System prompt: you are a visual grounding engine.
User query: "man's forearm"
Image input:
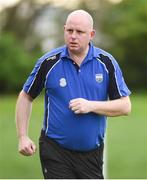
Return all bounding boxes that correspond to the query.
[90,96,131,117]
[15,91,33,138]
[69,96,131,116]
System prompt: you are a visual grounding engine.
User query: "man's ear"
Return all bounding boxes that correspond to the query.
[90,29,96,40]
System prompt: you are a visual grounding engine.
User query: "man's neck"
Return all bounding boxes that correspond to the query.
[69,46,89,66]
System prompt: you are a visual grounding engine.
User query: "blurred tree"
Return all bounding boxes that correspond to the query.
[100,0,147,90]
[0,33,35,93]
[0,0,44,93]
[0,0,44,53]
[0,0,146,92]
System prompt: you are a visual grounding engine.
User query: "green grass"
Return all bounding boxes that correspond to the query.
[0,95,43,179]
[107,94,147,179]
[0,94,146,179]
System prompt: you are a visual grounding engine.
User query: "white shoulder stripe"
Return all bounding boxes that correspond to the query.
[113,63,122,97]
[97,57,122,97]
[45,59,61,86]
[27,60,45,93]
[106,57,122,97]
[96,58,109,74]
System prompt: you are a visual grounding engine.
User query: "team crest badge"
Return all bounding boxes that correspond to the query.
[59,78,67,87]
[95,73,103,83]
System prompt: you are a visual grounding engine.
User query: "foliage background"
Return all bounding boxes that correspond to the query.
[0,0,146,179]
[0,0,147,93]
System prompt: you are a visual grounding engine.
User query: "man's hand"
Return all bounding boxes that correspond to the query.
[69,98,92,114]
[18,136,36,156]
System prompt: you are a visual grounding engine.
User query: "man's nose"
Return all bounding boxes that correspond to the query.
[71,31,77,39]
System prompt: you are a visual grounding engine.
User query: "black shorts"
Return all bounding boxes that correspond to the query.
[39,130,104,179]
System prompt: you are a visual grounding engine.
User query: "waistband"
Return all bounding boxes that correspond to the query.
[40,130,104,154]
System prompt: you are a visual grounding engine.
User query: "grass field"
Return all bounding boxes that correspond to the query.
[107,94,147,179]
[0,94,147,179]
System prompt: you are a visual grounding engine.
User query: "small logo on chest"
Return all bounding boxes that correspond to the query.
[95,73,103,83]
[59,78,67,87]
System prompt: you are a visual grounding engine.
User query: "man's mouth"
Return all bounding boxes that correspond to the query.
[69,42,78,47]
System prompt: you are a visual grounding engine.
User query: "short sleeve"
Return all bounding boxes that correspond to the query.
[23,57,46,99]
[98,53,131,100]
[108,57,131,100]
[23,52,61,99]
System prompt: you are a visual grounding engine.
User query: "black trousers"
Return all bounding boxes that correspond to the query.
[39,130,104,179]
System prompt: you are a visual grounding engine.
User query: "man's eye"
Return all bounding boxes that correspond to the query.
[77,30,84,34]
[67,29,73,33]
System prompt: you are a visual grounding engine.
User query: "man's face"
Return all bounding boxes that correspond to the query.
[64,17,95,55]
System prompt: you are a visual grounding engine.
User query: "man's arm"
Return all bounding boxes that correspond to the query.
[15,90,36,156]
[69,96,131,117]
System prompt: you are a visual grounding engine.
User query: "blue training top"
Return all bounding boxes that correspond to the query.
[23,42,131,151]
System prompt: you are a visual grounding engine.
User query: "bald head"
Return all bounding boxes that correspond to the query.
[65,10,94,30]
[64,10,95,56]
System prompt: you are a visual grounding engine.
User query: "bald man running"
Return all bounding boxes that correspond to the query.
[16,10,131,179]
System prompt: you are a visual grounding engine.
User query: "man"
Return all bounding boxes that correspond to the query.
[16,10,131,179]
